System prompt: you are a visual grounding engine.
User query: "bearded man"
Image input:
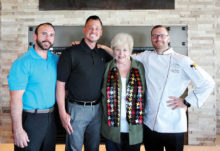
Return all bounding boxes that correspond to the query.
[8,23,59,151]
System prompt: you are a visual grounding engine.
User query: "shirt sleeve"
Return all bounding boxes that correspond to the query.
[7,59,29,91]
[182,58,215,108]
[132,51,147,62]
[57,49,72,82]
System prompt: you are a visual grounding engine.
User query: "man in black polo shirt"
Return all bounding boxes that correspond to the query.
[56,15,112,151]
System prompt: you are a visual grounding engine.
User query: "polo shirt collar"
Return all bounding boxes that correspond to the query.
[80,39,99,53]
[29,45,51,60]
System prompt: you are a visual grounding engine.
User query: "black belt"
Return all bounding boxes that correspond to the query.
[23,107,54,113]
[69,99,100,106]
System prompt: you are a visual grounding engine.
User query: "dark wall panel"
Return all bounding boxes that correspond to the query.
[39,0,174,10]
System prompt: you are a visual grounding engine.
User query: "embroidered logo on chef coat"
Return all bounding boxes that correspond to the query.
[170,64,180,73]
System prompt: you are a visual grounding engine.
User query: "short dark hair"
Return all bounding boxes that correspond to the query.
[34,23,55,35]
[85,15,103,27]
[151,25,169,35]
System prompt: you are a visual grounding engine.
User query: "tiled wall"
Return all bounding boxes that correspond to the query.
[0,0,218,145]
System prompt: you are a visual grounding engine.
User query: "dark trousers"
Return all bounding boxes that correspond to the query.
[105,133,141,151]
[14,112,56,151]
[143,125,184,151]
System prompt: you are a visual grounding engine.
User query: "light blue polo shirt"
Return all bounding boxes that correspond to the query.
[7,45,59,110]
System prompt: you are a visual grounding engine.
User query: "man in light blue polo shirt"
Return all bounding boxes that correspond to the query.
[7,23,59,151]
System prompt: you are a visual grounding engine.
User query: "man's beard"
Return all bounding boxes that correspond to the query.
[36,40,53,51]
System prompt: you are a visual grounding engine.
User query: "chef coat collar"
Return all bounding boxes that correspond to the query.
[154,47,174,55]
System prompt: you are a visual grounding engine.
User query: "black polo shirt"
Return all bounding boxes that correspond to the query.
[57,39,112,102]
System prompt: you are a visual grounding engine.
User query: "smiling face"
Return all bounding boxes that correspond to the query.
[111,33,133,64]
[83,19,103,44]
[151,27,170,53]
[113,45,131,64]
[34,24,55,51]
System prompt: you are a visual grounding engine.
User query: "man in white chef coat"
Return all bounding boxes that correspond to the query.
[133,25,215,151]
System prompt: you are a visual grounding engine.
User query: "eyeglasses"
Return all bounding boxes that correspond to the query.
[151,34,168,39]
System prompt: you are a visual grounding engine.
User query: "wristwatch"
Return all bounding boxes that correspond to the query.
[184,99,191,107]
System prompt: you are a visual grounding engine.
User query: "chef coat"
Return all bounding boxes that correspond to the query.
[133,48,215,133]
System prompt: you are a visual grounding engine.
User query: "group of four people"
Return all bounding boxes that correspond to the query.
[7,15,214,151]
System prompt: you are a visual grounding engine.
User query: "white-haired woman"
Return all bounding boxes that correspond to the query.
[101,33,146,151]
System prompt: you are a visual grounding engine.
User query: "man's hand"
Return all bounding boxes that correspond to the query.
[167,96,187,111]
[71,41,80,46]
[10,90,29,148]
[56,80,73,135]
[97,44,102,48]
[13,128,29,148]
[60,112,74,135]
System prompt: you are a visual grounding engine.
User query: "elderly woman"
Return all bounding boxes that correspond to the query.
[101,33,146,151]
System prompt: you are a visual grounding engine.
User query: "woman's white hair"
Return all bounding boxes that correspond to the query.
[110,33,134,54]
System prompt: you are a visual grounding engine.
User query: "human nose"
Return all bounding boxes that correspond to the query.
[152,34,167,39]
[45,34,50,39]
[47,35,55,41]
[89,27,96,32]
[154,35,162,39]
[157,35,163,40]
[46,35,53,42]
[118,50,123,55]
